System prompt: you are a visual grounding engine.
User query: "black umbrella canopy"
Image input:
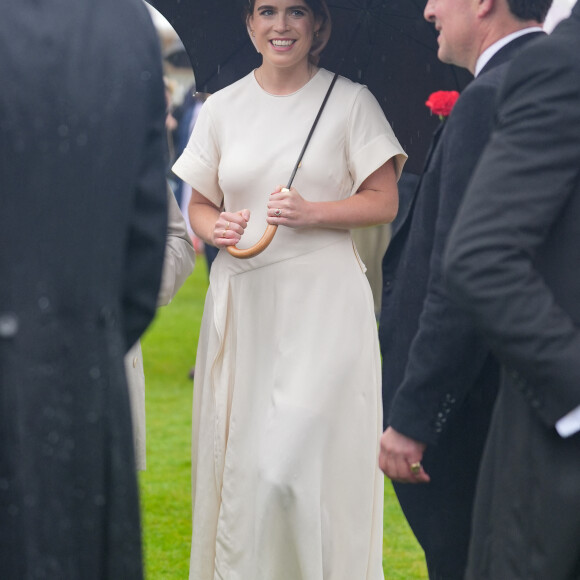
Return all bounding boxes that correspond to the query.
[147,0,472,173]
[147,0,260,90]
[322,0,473,172]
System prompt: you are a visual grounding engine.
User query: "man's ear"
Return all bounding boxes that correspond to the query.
[477,0,495,19]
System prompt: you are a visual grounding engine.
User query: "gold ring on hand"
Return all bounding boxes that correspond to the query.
[409,462,422,475]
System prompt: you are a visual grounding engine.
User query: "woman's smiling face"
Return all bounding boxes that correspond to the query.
[249,1,321,70]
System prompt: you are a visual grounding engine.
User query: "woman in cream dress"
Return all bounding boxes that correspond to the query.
[172,1,406,578]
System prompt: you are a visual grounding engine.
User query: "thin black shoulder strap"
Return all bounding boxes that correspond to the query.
[285,72,339,189]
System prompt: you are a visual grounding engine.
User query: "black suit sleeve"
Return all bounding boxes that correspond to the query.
[122,48,168,350]
[445,38,580,427]
[388,81,499,445]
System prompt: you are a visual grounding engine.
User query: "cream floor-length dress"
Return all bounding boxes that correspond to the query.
[173,69,406,580]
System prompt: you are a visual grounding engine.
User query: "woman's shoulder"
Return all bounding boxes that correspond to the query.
[317,68,375,110]
[316,69,379,117]
[318,68,365,93]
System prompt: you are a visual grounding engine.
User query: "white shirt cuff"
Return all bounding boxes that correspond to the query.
[555,404,580,438]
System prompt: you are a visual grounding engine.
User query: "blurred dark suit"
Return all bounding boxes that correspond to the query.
[445,6,580,579]
[0,0,168,577]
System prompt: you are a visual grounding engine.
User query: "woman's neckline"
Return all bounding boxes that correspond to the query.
[252,68,324,97]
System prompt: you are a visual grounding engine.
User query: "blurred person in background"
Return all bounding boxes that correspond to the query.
[0,0,168,577]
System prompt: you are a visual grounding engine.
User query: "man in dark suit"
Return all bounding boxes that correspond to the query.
[377,0,552,577]
[445,5,580,578]
[0,0,168,577]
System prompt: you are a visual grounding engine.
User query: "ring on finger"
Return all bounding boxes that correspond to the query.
[274,209,282,217]
[409,461,422,475]
[225,221,230,230]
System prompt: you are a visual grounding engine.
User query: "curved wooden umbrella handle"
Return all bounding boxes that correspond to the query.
[226,224,278,259]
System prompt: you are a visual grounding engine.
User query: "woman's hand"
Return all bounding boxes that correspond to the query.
[267,186,313,229]
[264,159,398,231]
[212,209,250,248]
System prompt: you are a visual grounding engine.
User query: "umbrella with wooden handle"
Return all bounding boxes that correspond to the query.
[226,196,284,259]
[226,73,339,260]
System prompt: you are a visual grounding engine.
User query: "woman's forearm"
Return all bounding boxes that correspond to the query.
[307,186,398,229]
[316,158,399,228]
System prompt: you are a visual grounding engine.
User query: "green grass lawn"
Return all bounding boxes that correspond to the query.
[140,256,427,579]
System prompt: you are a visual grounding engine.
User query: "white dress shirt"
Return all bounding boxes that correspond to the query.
[474,27,543,77]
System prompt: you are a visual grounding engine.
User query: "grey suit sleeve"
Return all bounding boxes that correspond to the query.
[388,83,498,444]
[157,185,196,307]
[445,38,580,427]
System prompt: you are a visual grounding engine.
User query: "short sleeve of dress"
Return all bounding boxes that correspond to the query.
[172,99,223,207]
[346,87,407,194]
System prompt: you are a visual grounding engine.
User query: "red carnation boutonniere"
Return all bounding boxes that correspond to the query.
[425,90,460,121]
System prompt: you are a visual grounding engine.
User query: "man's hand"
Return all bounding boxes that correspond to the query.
[379,427,430,483]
